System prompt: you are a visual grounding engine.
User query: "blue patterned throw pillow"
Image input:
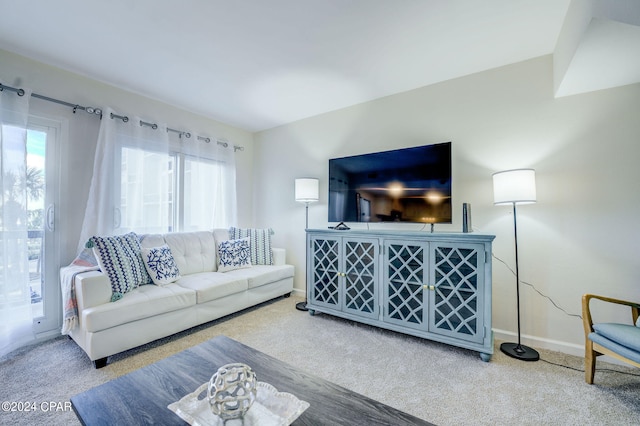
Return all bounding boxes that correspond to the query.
[88,232,151,301]
[228,227,274,265]
[141,245,181,286]
[218,237,252,272]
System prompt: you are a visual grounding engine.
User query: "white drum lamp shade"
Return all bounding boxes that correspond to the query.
[295,178,319,203]
[493,169,536,205]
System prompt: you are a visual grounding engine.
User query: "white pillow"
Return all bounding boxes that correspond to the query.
[141,244,181,286]
[218,237,252,273]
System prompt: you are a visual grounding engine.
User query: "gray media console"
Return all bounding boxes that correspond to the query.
[306,229,495,361]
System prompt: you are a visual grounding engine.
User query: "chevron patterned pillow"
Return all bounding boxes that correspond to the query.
[89,232,151,301]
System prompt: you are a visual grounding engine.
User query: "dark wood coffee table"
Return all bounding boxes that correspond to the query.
[71,335,433,425]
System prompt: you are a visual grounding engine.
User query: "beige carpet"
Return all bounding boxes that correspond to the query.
[1,295,639,425]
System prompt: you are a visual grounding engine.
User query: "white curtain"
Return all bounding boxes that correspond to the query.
[180,136,237,231]
[78,106,237,252]
[0,86,35,357]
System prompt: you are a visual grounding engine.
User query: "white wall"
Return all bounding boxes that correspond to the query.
[253,55,640,356]
[4,47,638,356]
[0,49,255,266]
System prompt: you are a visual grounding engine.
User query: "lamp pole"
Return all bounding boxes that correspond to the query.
[513,202,523,350]
[295,178,319,312]
[493,168,539,361]
[304,202,310,230]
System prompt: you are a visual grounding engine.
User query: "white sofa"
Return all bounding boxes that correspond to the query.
[69,229,294,368]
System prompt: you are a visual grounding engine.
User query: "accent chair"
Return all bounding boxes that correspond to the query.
[582,293,640,384]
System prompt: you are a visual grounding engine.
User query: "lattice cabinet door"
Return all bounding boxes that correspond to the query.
[428,242,486,344]
[342,238,379,320]
[382,240,428,331]
[308,235,341,310]
[307,230,495,360]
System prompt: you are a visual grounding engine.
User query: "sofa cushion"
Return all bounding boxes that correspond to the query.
[141,245,181,286]
[229,227,274,265]
[176,272,248,304]
[89,232,151,301]
[164,231,217,275]
[223,264,295,290]
[218,237,252,272]
[212,228,230,244]
[82,283,196,333]
[593,323,640,352]
[140,233,166,249]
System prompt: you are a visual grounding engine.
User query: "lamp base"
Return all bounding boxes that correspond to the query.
[500,342,539,361]
[295,301,308,312]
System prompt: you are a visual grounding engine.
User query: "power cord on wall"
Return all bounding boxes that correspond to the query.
[491,253,582,321]
[492,251,640,378]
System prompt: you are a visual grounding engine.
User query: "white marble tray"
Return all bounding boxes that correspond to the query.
[168,381,310,426]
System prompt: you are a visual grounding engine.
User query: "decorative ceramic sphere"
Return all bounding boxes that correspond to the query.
[208,363,257,420]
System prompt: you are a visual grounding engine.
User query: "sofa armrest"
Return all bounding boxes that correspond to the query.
[75,271,112,313]
[272,247,286,266]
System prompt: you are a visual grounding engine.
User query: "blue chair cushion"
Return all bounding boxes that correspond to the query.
[589,323,640,363]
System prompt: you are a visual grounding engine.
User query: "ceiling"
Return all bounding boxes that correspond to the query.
[0,0,638,132]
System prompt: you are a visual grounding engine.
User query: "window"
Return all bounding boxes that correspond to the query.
[119,147,175,234]
[183,155,220,232]
[118,147,230,234]
[78,109,236,249]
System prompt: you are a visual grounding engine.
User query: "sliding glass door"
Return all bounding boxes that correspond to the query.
[26,117,60,335]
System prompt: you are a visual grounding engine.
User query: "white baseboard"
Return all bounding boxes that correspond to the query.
[291,288,305,297]
[493,328,632,367]
[493,328,584,357]
[34,329,63,343]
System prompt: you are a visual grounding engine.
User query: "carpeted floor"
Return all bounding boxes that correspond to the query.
[1,295,639,425]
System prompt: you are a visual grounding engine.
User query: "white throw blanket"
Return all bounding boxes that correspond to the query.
[60,248,99,335]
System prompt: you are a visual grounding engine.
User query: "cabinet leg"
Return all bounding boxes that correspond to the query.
[479,353,492,362]
[308,309,316,316]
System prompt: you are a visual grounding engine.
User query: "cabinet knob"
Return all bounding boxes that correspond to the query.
[423,285,435,291]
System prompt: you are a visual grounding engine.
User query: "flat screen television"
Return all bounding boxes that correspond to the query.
[328,142,452,224]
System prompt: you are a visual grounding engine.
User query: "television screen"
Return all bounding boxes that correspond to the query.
[328,142,452,224]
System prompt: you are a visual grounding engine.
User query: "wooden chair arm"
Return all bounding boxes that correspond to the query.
[582,294,640,336]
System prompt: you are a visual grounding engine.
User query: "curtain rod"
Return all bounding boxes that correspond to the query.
[0,82,244,152]
[0,82,103,116]
[108,112,239,150]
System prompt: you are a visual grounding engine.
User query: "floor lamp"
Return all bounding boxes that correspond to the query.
[492,168,539,361]
[295,178,319,312]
